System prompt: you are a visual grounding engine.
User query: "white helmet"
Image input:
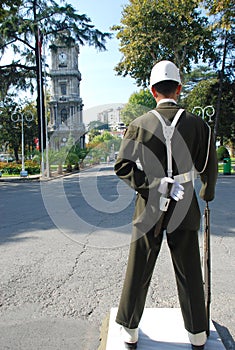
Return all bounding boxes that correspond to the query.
[149,60,181,87]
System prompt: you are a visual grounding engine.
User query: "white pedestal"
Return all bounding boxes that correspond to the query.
[106,308,225,350]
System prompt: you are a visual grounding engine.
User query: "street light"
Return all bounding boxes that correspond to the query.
[11,111,34,177]
[192,105,215,123]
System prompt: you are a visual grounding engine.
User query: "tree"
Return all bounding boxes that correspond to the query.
[182,78,235,147]
[88,128,102,142]
[0,96,38,161]
[201,0,235,139]
[182,65,217,97]
[202,0,235,30]
[0,0,21,19]
[120,89,156,125]
[87,131,121,163]
[0,0,25,99]
[112,0,216,87]
[183,78,218,116]
[0,0,111,149]
[62,134,83,172]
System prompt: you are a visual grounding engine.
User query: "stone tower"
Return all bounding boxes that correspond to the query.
[48,36,85,150]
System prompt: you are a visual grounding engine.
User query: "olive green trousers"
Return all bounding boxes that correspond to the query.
[116,228,207,334]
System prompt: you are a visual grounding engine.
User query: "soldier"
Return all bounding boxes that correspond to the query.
[114,60,217,349]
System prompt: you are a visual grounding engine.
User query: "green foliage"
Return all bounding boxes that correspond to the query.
[112,0,216,86]
[25,160,40,174]
[182,78,235,145]
[0,160,40,175]
[65,143,89,171]
[0,1,22,97]
[217,146,230,160]
[88,129,101,142]
[182,78,218,114]
[87,121,111,142]
[46,142,89,172]
[182,65,217,95]
[202,0,234,29]
[0,96,38,161]
[129,89,156,110]
[87,132,121,164]
[90,131,121,151]
[0,0,22,20]
[120,89,156,125]
[92,131,114,143]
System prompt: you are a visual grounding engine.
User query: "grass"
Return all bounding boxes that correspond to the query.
[0,173,20,177]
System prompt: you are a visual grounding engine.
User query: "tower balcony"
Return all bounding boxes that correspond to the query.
[49,70,81,80]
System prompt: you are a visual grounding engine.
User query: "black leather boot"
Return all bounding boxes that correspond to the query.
[124,341,138,349]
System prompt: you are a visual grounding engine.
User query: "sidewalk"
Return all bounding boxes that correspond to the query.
[0,170,82,182]
[0,174,41,182]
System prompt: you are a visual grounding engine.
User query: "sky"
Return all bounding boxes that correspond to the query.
[68,0,138,113]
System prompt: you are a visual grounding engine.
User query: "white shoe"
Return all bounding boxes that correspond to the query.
[120,325,138,348]
[188,331,207,346]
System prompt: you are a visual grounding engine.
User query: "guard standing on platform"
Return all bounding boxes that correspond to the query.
[114,60,218,350]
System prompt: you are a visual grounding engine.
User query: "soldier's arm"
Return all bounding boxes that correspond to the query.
[114,124,160,199]
[199,126,218,202]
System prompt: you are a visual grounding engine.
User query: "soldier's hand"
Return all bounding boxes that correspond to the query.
[158,177,184,201]
[170,181,184,201]
[158,177,175,195]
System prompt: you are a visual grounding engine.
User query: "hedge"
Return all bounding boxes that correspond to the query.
[0,160,40,175]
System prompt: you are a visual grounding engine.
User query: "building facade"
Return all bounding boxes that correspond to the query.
[48,37,85,150]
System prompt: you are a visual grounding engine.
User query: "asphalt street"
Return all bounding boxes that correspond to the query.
[0,164,234,350]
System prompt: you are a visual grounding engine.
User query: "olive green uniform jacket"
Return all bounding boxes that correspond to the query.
[114,102,218,236]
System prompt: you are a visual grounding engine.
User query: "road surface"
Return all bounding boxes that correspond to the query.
[0,165,234,349]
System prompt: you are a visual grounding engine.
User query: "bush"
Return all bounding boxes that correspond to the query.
[0,162,21,174]
[0,160,40,175]
[217,146,230,161]
[25,160,40,174]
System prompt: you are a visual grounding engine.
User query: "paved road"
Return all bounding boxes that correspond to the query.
[0,165,234,350]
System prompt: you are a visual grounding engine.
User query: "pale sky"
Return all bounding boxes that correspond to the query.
[69,0,138,111]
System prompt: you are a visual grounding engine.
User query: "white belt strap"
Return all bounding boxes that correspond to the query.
[174,169,197,184]
[151,109,185,178]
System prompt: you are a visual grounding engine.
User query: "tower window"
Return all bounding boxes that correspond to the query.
[60,83,67,95]
[61,109,68,125]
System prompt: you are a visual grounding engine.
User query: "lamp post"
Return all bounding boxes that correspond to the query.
[192,105,215,123]
[11,111,34,177]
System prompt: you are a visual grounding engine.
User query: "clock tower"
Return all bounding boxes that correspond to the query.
[48,36,85,150]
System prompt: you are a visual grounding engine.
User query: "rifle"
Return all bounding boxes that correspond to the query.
[204,201,211,336]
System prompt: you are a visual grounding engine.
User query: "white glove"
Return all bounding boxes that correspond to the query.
[170,181,184,201]
[158,177,184,201]
[158,177,174,195]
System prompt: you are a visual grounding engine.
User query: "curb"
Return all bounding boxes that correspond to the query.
[0,166,94,183]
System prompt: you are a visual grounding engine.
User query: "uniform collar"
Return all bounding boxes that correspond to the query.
[157,98,177,106]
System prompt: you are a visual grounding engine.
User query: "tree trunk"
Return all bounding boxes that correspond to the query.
[214,31,228,140]
[14,146,19,162]
[57,164,63,175]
